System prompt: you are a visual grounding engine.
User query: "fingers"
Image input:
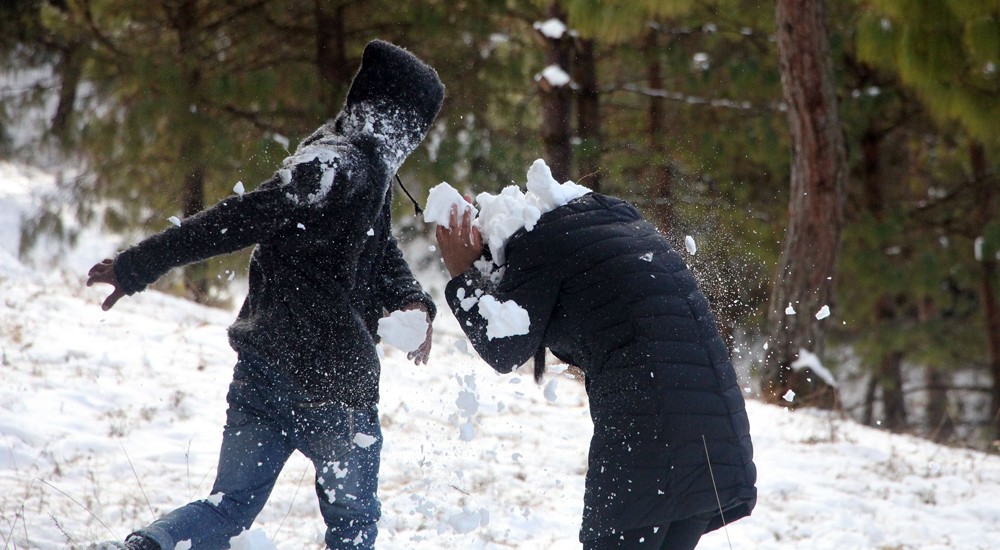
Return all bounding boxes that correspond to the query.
[101,288,125,311]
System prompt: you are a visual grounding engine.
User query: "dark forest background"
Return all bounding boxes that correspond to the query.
[1,0,998,451]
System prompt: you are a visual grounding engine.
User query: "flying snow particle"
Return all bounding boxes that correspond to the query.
[783,389,796,402]
[367,227,375,236]
[168,216,181,227]
[640,252,654,262]
[296,222,305,230]
[685,235,697,255]
[353,433,377,448]
[175,542,192,550]
[448,508,482,534]
[459,420,475,442]
[543,378,559,403]
[785,303,796,315]
[815,305,831,320]
[206,492,224,506]
[233,181,245,196]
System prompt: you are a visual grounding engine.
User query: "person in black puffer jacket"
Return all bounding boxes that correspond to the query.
[86,40,444,550]
[436,181,756,550]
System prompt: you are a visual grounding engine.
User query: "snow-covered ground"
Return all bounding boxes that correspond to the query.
[2,160,1000,549]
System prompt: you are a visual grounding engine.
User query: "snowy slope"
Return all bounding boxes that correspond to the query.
[2,161,1000,549]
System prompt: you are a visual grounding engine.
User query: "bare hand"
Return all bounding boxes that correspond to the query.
[435,202,483,278]
[402,302,433,365]
[86,258,126,311]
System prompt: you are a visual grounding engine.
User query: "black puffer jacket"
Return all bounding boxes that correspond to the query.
[113,41,444,407]
[445,193,756,541]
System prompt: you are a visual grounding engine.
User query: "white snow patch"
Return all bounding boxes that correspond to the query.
[233,181,245,196]
[168,216,181,227]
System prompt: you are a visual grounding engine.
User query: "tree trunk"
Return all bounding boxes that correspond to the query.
[878,350,907,431]
[175,0,210,302]
[537,2,572,183]
[970,142,1000,440]
[643,28,673,234]
[315,0,348,120]
[574,37,601,192]
[925,366,954,443]
[51,40,86,145]
[762,0,847,408]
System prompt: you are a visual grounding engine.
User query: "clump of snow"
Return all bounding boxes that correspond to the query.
[815,305,831,320]
[791,348,838,387]
[234,181,245,196]
[423,182,477,228]
[478,295,530,340]
[168,216,181,227]
[377,309,428,353]
[538,65,571,87]
[685,235,698,255]
[785,303,796,315]
[533,18,567,39]
[206,492,224,506]
[783,389,796,403]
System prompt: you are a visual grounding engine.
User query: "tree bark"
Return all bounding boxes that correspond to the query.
[762,0,847,408]
[643,28,673,234]
[925,366,954,443]
[970,142,1000,440]
[574,37,601,192]
[51,40,86,145]
[537,2,572,183]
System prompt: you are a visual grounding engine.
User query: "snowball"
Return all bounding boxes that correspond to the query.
[423,182,477,228]
[377,309,428,353]
[685,235,697,255]
[815,305,831,320]
[478,295,530,339]
[233,181,245,196]
[168,216,181,227]
[353,433,377,448]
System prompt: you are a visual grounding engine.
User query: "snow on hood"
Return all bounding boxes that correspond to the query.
[475,159,591,266]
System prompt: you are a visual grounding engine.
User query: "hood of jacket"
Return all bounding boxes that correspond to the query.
[294,40,445,175]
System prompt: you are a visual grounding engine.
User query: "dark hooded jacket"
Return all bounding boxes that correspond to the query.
[445,193,756,541]
[113,40,444,407]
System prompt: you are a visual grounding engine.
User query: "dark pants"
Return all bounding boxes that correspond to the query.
[584,512,714,550]
[133,351,382,550]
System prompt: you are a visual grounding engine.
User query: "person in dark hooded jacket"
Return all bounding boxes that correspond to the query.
[86,40,444,550]
[435,169,756,550]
